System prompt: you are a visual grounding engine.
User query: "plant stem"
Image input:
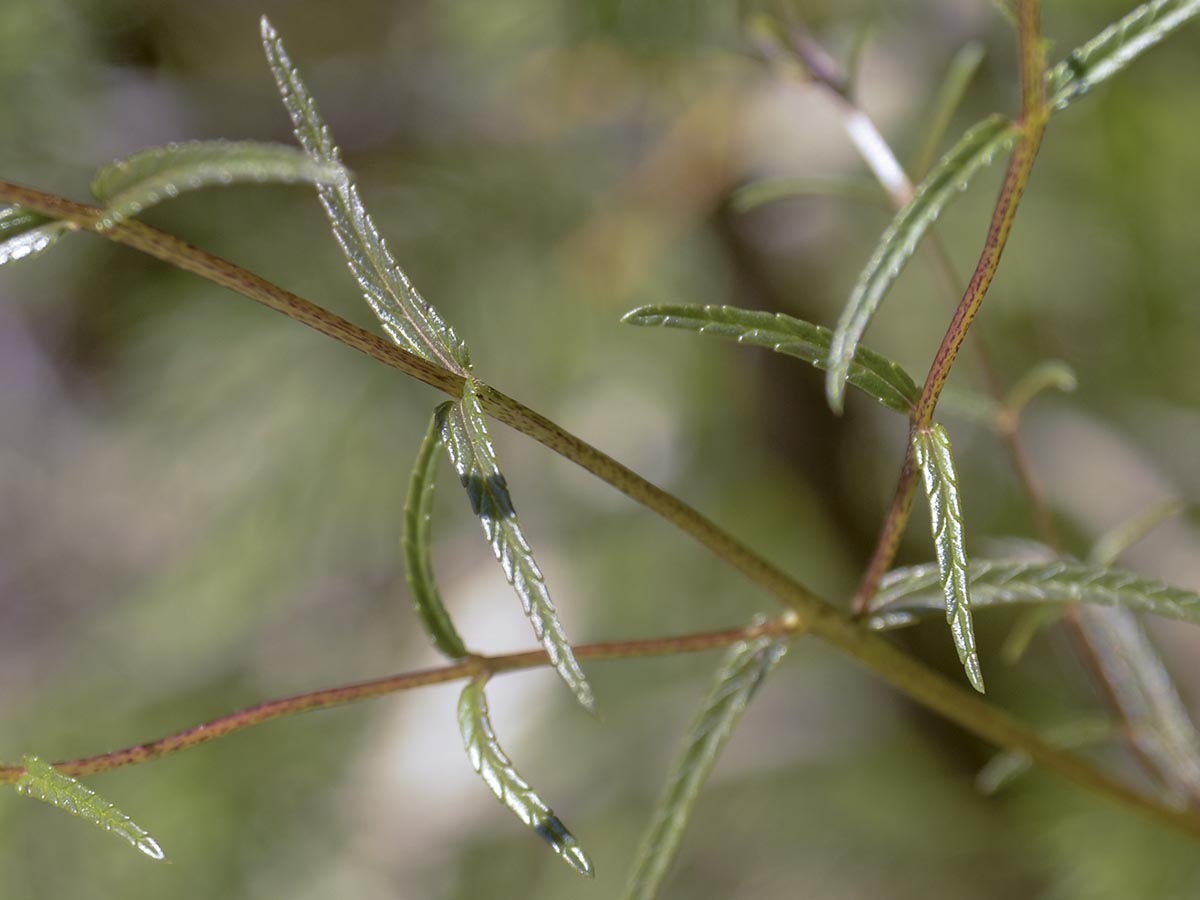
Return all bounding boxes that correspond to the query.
[787,11,1200,807]
[0,184,466,400]
[0,620,796,782]
[853,0,1049,609]
[3,173,1200,837]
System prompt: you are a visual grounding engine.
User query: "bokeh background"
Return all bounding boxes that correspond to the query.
[2,0,1200,897]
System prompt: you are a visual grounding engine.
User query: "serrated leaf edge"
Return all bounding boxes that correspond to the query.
[623,633,787,900]
[1046,0,1200,109]
[15,755,167,861]
[913,424,984,692]
[622,303,919,413]
[824,115,1018,413]
[869,558,1200,626]
[440,378,594,711]
[90,139,348,226]
[457,680,593,877]
[260,16,470,375]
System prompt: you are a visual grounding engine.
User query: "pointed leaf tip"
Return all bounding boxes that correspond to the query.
[15,756,167,861]
[624,633,787,900]
[623,304,918,414]
[90,140,347,226]
[458,681,594,877]
[261,17,470,374]
[440,379,594,712]
[870,558,1200,629]
[913,425,984,693]
[825,114,1018,414]
[0,206,70,269]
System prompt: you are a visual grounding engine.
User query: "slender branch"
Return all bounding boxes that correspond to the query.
[782,17,1059,606]
[0,183,466,400]
[782,12,1200,807]
[784,25,914,205]
[0,620,798,783]
[4,175,1200,838]
[854,0,1048,608]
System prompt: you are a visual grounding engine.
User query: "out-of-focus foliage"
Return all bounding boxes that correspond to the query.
[1,1,1199,898]
[623,633,787,900]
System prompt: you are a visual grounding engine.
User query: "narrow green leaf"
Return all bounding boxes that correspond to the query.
[730,176,887,212]
[913,424,984,693]
[823,2,1200,413]
[999,605,1061,664]
[260,17,470,374]
[402,404,469,660]
[1005,360,1077,416]
[1046,0,1200,110]
[868,558,1200,628]
[912,41,987,179]
[440,378,593,711]
[15,756,167,861]
[0,205,53,237]
[989,0,1018,28]
[1083,499,1200,804]
[0,206,69,268]
[977,718,1115,794]
[824,115,1018,413]
[842,10,878,99]
[90,140,347,226]
[1076,607,1200,803]
[936,387,1005,428]
[624,633,787,900]
[622,303,919,413]
[1089,498,1185,568]
[457,679,593,877]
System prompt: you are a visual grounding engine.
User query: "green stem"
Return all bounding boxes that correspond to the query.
[853,0,1049,610]
[3,173,1200,838]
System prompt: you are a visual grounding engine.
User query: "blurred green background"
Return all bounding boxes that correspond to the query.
[2,1,1200,897]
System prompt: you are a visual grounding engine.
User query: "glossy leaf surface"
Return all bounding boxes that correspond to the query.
[440,378,593,711]
[869,558,1200,627]
[824,115,1017,412]
[623,303,919,413]
[91,140,346,225]
[458,680,593,876]
[261,17,470,373]
[1046,0,1200,110]
[15,756,166,861]
[623,634,787,900]
[402,404,469,659]
[913,424,984,692]
[0,205,69,268]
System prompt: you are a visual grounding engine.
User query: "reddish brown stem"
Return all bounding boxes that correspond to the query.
[0,620,796,783]
[853,0,1048,611]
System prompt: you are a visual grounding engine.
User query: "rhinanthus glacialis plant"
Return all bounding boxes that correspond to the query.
[2,1,1200,896]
